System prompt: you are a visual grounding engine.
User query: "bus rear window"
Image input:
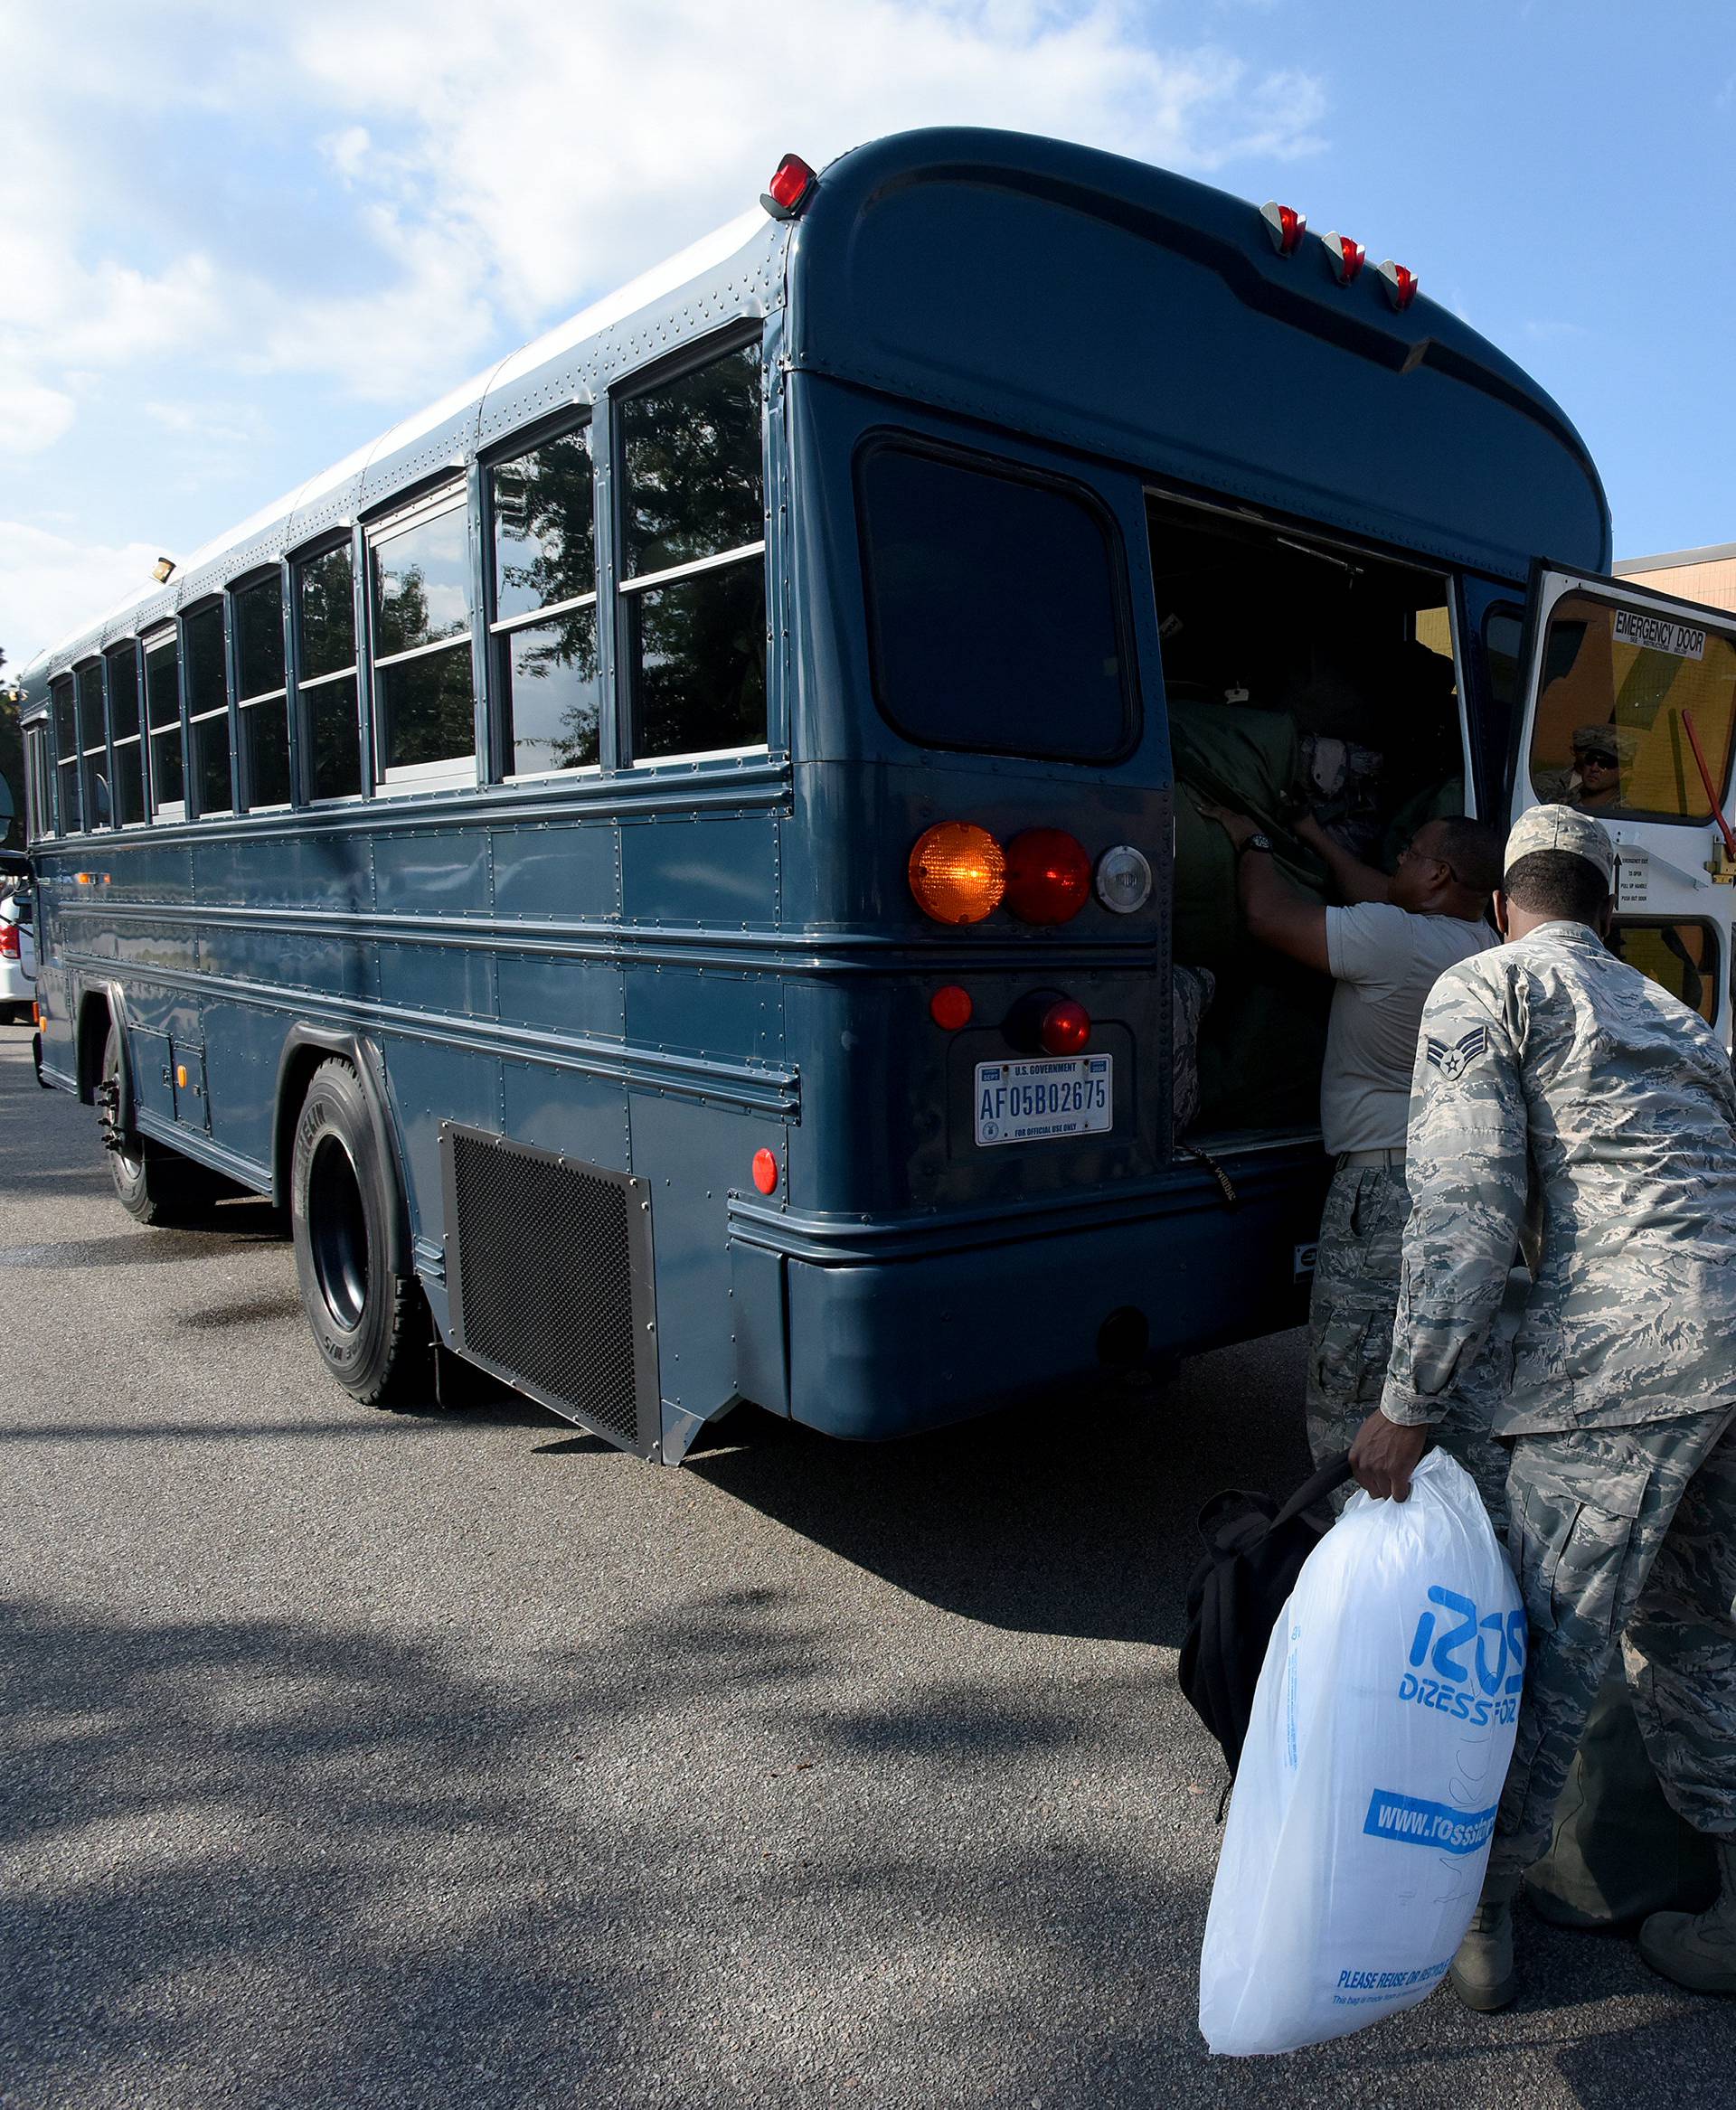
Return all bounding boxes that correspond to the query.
[859,444,1132,764]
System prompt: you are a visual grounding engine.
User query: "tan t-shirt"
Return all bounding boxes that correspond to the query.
[1321,903,1498,1155]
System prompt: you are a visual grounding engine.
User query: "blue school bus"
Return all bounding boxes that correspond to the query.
[24,127,1730,1464]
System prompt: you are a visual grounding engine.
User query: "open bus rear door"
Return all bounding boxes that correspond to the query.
[1511,568,1736,1045]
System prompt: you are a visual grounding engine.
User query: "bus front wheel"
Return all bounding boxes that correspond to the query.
[289,1058,431,1406]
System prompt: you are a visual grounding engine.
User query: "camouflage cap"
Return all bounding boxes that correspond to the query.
[1505,802,1616,887]
[1572,722,1639,766]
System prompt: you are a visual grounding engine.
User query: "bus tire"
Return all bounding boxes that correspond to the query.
[289,1056,430,1406]
[99,1018,210,1225]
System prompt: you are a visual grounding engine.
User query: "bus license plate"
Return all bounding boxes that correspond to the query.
[974,1055,1113,1147]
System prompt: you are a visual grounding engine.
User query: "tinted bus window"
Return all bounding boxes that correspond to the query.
[369,493,475,779]
[619,344,766,761]
[1527,593,1736,824]
[490,424,601,775]
[296,542,361,802]
[146,633,184,816]
[184,603,231,816]
[234,573,290,809]
[52,676,80,833]
[77,661,110,827]
[107,642,146,825]
[859,446,1131,763]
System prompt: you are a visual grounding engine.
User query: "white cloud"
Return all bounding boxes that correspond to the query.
[0,0,1329,668]
[0,521,165,672]
[0,379,77,455]
[287,0,1328,328]
[0,0,1327,428]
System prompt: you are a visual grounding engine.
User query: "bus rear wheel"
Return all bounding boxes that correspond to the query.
[99,1019,211,1225]
[289,1057,431,1406]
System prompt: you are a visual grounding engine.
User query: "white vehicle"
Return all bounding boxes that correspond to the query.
[0,869,36,1020]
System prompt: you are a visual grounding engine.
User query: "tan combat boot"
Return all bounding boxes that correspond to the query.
[1638,1838,1736,1995]
[1450,1865,1523,2012]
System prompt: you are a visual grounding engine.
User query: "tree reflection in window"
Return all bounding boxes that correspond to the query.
[490,423,602,775]
[618,341,767,759]
[296,542,362,801]
[369,495,475,777]
[621,344,762,577]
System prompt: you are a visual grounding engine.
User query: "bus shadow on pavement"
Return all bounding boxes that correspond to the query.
[684,1333,1315,1649]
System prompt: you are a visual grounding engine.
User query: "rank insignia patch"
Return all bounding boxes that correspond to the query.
[1426,1026,1489,1081]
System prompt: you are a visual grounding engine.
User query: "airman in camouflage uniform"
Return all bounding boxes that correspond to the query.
[1306,1165,1514,1529]
[1354,805,1736,2010]
[1194,798,1512,1521]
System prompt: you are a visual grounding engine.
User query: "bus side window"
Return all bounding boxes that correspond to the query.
[76,661,111,828]
[295,542,362,802]
[618,342,767,764]
[52,675,80,834]
[25,723,52,842]
[145,632,185,820]
[488,423,601,777]
[107,641,146,826]
[234,573,291,809]
[184,602,232,817]
[368,487,476,784]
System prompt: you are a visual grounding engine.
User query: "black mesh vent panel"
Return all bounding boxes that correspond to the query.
[443,1126,659,1456]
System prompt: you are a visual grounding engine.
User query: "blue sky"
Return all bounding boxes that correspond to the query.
[4,0,1732,666]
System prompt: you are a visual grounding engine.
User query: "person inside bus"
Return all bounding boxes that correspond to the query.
[1537,723,1633,812]
[1192,796,1511,1516]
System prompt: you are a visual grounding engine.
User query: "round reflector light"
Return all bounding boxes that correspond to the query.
[751,1147,778,1196]
[929,984,974,1031]
[1004,828,1092,925]
[1094,843,1154,915]
[1040,999,1091,1056]
[908,823,1005,925]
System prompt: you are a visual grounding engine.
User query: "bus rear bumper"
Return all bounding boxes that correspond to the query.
[729,1143,1331,1442]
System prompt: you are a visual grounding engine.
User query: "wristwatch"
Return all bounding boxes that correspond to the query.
[1238,832,1275,857]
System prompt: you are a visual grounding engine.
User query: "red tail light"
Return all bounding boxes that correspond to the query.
[929,984,974,1031]
[1004,829,1091,925]
[1260,201,1307,256]
[1040,999,1091,1056]
[751,1148,778,1196]
[762,154,817,221]
[0,924,18,959]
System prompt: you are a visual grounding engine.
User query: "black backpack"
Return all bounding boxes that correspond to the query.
[1177,1454,1354,1778]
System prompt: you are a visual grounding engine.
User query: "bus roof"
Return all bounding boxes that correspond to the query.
[23,127,1607,707]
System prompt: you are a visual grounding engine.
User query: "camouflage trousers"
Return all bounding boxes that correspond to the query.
[1489,1405,1736,1879]
[1304,1163,1513,1530]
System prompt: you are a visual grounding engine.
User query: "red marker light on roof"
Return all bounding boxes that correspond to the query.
[1377,259,1420,310]
[1260,200,1307,256]
[761,154,817,221]
[1323,231,1365,285]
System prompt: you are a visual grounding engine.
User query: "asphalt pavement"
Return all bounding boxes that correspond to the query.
[3,1022,1731,2108]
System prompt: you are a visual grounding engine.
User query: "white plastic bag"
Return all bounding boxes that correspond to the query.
[1198,1450,1524,2056]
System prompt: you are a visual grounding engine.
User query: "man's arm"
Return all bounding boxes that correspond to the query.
[1194,799,1330,973]
[1292,810,1393,907]
[1351,968,1529,1500]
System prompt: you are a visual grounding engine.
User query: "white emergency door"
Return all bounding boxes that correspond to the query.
[1511,569,1736,1044]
